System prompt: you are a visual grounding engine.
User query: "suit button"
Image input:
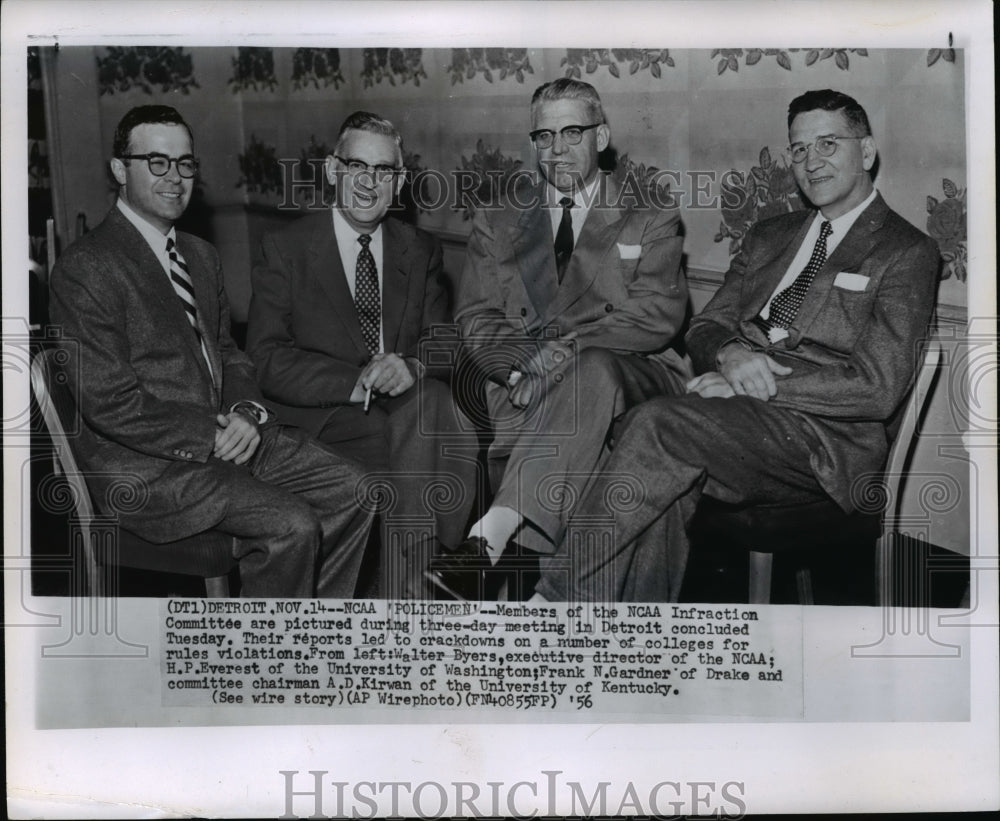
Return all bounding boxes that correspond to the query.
[520,308,527,317]
[172,449,179,455]
[604,303,614,313]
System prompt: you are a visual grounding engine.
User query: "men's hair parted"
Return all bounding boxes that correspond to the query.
[112,105,193,158]
[787,89,872,136]
[531,78,607,126]
[335,111,404,165]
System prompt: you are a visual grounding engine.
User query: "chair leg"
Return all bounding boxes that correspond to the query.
[795,568,814,605]
[748,551,773,604]
[875,533,893,607]
[204,575,231,597]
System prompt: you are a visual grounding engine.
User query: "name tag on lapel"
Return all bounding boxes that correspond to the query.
[616,242,642,260]
[833,271,870,291]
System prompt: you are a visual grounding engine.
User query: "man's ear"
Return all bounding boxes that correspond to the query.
[596,124,611,153]
[860,136,877,172]
[324,155,338,186]
[110,157,127,187]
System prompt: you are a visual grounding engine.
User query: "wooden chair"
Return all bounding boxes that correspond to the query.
[691,339,942,604]
[31,347,238,597]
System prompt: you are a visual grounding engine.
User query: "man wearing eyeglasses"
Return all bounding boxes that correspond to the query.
[247,111,478,598]
[528,88,940,602]
[48,105,374,597]
[427,78,690,600]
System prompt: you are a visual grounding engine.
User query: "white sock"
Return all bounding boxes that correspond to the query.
[469,506,522,566]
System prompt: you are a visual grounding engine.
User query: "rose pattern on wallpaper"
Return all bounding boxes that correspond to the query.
[447,48,534,84]
[236,134,282,195]
[361,48,427,88]
[613,153,675,207]
[229,48,278,93]
[291,49,345,91]
[561,49,675,79]
[296,135,333,195]
[927,179,967,282]
[713,48,868,74]
[96,47,199,95]
[455,140,523,219]
[715,147,804,256]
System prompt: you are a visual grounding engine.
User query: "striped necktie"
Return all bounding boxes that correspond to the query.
[166,237,213,379]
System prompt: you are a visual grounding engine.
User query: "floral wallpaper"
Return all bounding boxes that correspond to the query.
[927,179,967,281]
[96,47,199,95]
[447,48,534,84]
[712,48,868,74]
[229,48,278,93]
[292,48,345,91]
[562,49,675,79]
[76,46,968,310]
[361,48,427,88]
[715,148,804,256]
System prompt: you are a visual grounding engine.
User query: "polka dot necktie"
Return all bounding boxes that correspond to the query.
[355,234,381,356]
[766,220,833,329]
[553,196,575,283]
[166,236,213,378]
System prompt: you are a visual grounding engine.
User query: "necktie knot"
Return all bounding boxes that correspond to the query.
[358,234,372,249]
[819,220,832,240]
[166,237,176,254]
[559,196,574,210]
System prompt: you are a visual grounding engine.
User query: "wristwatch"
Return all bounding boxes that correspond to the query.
[230,400,270,425]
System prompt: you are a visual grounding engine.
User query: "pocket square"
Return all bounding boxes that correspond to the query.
[833,271,870,291]
[617,243,642,260]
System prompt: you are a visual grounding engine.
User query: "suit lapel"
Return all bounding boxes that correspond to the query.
[736,212,812,346]
[306,215,371,357]
[111,211,215,391]
[786,195,889,347]
[512,182,560,321]
[545,175,625,323]
[381,219,411,353]
[175,232,221,394]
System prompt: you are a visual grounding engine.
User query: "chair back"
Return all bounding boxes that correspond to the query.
[31,348,97,518]
[31,347,103,588]
[881,338,943,519]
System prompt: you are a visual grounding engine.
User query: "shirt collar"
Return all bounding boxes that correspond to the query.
[546,174,600,210]
[117,197,176,254]
[331,206,383,246]
[823,187,879,236]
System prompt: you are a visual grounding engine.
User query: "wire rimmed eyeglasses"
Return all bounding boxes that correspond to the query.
[786,135,864,164]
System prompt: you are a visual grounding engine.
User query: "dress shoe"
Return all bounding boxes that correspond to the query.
[424,536,491,601]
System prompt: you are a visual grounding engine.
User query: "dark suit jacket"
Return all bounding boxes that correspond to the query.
[455,172,690,385]
[48,206,264,540]
[246,212,452,435]
[686,193,940,509]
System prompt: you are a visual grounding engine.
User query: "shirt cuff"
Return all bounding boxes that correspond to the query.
[230,400,270,424]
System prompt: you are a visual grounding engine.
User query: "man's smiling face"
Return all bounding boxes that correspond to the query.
[789,108,876,220]
[111,123,194,234]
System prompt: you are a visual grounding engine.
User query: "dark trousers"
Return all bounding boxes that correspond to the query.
[488,348,688,554]
[318,378,481,597]
[186,424,373,598]
[534,394,828,602]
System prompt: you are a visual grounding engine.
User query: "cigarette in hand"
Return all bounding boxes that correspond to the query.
[363,386,373,414]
